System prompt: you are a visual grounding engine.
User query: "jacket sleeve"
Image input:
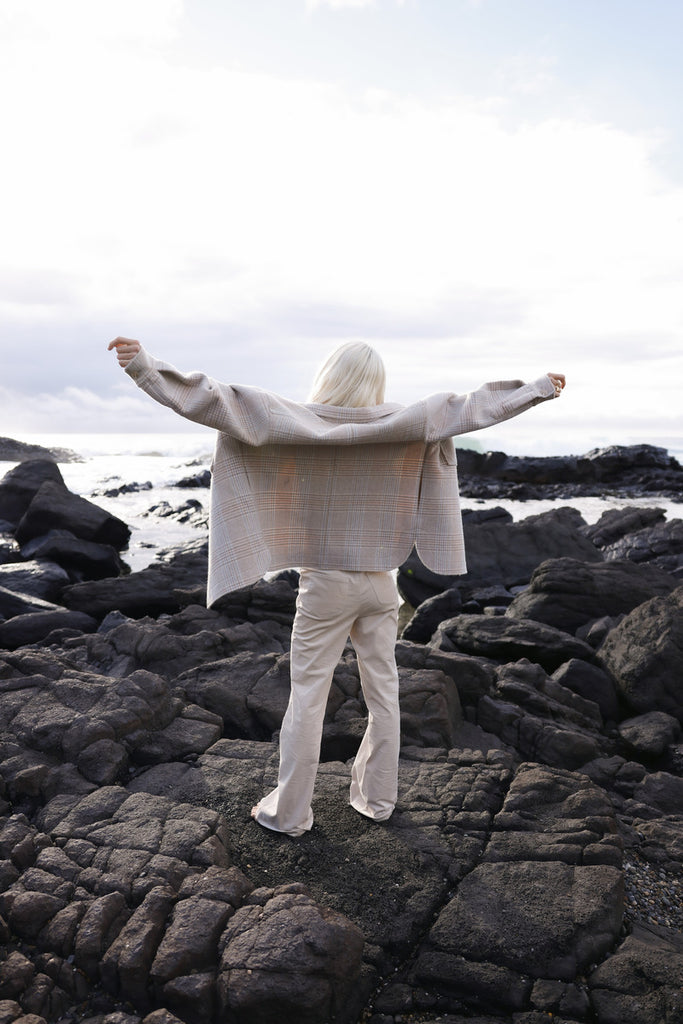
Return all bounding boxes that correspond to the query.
[427,375,556,440]
[124,346,271,442]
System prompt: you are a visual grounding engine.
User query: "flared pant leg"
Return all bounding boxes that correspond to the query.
[253,569,400,836]
[253,569,358,836]
[349,572,400,820]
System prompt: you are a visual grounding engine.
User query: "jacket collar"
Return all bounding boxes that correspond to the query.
[304,401,405,423]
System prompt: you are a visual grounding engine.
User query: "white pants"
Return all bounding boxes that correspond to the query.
[254,568,400,836]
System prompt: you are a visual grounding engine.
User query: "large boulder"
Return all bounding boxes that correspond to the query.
[398,508,601,604]
[583,506,667,548]
[0,460,65,525]
[551,658,621,725]
[618,712,681,760]
[430,613,594,672]
[62,545,210,619]
[460,507,601,586]
[0,585,63,620]
[217,887,364,1024]
[506,557,677,633]
[601,518,683,576]
[599,587,683,721]
[0,560,70,604]
[476,660,609,769]
[20,529,126,581]
[15,479,130,550]
[0,609,99,650]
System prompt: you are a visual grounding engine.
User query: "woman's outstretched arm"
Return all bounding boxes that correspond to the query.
[107,337,270,442]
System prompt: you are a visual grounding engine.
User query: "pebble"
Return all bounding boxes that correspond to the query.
[623,853,683,932]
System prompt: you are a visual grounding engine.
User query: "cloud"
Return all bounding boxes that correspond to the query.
[1,1,681,442]
[3,22,681,337]
[0,384,183,434]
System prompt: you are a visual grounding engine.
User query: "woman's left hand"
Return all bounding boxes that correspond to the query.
[547,372,566,397]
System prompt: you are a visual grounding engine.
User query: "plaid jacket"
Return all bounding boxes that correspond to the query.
[126,348,555,603]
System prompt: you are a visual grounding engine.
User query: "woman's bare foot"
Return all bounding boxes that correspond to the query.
[250,805,259,820]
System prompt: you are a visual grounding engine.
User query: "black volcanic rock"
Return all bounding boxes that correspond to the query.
[1,450,683,1024]
[506,557,677,633]
[0,436,82,463]
[15,479,130,550]
[0,460,65,526]
[599,586,683,722]
[20,529,126,581]
[0,609,99,649]
[398,507,601,606]
[429,613,595,672]
[62,543,210,619]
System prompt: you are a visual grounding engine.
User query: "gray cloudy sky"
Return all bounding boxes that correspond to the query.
[1,0,682,455]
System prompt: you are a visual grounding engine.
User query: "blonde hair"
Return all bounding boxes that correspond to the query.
[308,342,386,408]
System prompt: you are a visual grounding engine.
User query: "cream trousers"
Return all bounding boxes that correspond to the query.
[254,568,400,836]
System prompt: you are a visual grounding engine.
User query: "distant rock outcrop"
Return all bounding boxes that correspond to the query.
[0,436,82,463]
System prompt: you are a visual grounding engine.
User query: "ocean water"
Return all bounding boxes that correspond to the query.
[3,431,682,572]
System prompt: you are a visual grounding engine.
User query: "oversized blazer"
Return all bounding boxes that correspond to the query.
[125,347,555,603]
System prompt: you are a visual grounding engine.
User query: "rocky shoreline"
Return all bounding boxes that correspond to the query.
[1,445,682,1024]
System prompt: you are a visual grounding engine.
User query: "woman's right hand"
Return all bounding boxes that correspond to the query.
[108,337,141,368]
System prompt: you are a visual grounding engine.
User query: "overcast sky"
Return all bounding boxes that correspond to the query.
[1,0,682,454]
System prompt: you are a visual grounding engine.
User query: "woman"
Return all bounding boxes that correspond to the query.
[109,336,565,836]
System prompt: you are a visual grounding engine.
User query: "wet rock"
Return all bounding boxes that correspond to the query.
[97,480,154,498]
[172,469,210,488]
[0,587,62,621]
[144,500,207,530]
[599,586,683,721]
[15,480,130,550]
[602,518,683,575]
[20,530,126,581]
[458,444,683,500]
[0,461,65,526]
[583,505,667,548]
[430,613,594,672]
[507,557,677,633]
[0,562,70,604]
[0,535,22,566]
